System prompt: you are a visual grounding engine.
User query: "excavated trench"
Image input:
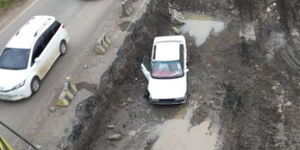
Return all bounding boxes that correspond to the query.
[68,0,300,150]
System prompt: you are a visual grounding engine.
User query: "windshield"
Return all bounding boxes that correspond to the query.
[0,48,30,70]
[151,60,183,79]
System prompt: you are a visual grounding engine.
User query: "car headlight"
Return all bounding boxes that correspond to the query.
[10,80,26,91]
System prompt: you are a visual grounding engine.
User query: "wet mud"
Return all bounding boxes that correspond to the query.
[69,0,300,150]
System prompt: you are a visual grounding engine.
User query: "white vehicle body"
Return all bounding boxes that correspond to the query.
[0,16,70,101]
[141,35,188,105]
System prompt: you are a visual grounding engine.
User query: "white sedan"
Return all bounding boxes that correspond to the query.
[141,35,188,105]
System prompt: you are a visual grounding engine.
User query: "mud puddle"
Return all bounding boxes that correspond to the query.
[181,13,224,47]
[153,103,221,150]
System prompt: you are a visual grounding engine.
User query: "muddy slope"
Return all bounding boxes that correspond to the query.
[69,0,300,150]
[68,0,173,149]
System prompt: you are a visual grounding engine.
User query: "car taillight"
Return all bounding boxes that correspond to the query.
[62,24,66,28]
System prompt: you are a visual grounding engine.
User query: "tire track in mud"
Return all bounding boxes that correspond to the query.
[276,0,300,74]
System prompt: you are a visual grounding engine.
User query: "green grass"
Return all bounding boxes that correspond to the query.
[0,0,12,8]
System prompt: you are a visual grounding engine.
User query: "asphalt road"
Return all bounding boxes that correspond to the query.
[0,0,120,148]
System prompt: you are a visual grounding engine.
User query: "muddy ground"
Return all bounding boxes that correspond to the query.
[68,0,300,150]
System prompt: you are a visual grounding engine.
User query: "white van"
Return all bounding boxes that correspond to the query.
[0,16,70,101]
[141,35,188,105]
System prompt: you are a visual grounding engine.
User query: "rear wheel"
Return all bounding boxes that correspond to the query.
[59,41,67,55]
[31,77,40,94]
[143,89,150,100]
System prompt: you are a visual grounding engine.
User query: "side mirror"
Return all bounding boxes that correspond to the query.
[185,68,189,73]
[35,57,41,63]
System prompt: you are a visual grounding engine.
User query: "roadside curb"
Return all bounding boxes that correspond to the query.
[95,34,111,55]
[56,77,78,107]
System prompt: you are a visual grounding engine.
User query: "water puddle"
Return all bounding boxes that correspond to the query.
[181,13,225,47]
[152,103,221,150]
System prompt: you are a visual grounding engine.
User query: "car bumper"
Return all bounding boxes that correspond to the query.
[0,86,31,101]
[148,95,187,105]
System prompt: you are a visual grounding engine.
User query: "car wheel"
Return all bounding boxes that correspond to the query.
[59,41,67,55]
[143,90,150,100]
[31,77,40,94]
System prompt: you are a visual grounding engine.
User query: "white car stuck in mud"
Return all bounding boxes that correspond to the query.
[141,35,188,105]
[0,16,69,101]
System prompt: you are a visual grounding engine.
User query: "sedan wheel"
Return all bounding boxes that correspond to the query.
[31,77,40,94]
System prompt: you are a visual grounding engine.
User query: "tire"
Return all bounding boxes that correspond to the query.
[31,77,40,94]
[59,41,67,55]
[143,89,150,100]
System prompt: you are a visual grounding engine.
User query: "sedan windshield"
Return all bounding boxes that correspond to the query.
[151,60,183,79]
[0,48,30,70]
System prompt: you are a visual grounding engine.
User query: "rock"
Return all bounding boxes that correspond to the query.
[172,27,181,34]
[121,102,127,107]
[169,8,185,25]
[84,65,88,69]
[127,98,134,103]
[49,106,56,112]
[107,124,116,129]
[58,140,69,150]
[129,130,137,136]
[36,145,42,149]
[107,134,122,141]
[77,103,83,110]
[64,128,71,134]
[285,101,292,106]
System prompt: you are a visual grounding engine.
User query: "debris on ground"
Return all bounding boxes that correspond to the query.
[107,134,122,141]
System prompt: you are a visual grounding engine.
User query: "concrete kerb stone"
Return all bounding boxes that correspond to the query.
[95,34,111,55]
[56,76,78,107]
[169,8,185,25]
[122,0,135,17]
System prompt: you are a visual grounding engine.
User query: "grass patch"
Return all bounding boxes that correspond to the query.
[0,0,13,8]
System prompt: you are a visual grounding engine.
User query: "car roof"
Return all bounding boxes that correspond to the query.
[6,16,56,49]
[153,35,186,61]
[155,42,180,61]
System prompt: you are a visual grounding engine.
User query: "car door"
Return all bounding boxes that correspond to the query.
[141,56,151,81]
[31,33,51,79]
[47,21,62,62]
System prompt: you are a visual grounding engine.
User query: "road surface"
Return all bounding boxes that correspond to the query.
[0,0,123,149]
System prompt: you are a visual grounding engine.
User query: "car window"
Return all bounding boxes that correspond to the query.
[152,46,156,59]
[0,48,30,70]
[49,21,61,38]
[180,44,184,69]
[31,21,61,66]
[31,37,45,65]
[151,60,183,79]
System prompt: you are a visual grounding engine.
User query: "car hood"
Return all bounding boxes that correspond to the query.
[148,77,187,99]
[0,69,27,90]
